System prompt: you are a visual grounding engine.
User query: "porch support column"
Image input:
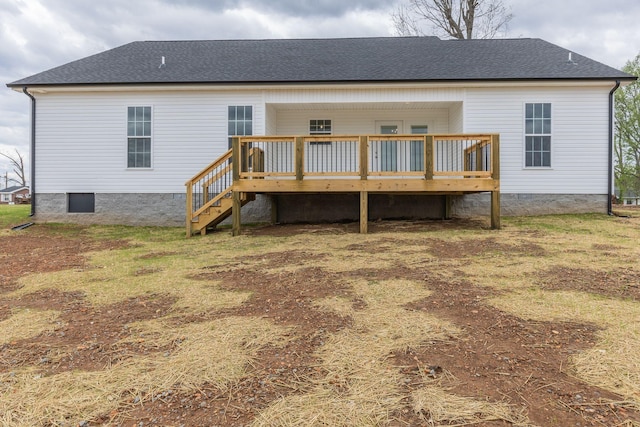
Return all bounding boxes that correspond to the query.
[232,191,242,236]
[360,191,368,234]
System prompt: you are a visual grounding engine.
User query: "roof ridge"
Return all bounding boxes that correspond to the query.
[137,36,440,43]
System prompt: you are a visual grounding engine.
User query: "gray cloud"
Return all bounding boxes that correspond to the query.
[508,0,640,67]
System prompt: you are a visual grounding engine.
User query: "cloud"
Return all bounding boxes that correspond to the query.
[508,0,640,68]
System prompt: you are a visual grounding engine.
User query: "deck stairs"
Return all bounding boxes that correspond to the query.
[186,149,255,236]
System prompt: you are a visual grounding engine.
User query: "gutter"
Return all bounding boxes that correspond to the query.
[22,87,36,217]
[608,80,621,216]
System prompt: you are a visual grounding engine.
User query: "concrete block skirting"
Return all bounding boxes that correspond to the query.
[451,193,608,217]
[34,193,272,227]
[34,192,608,227]
[274,194,446,224]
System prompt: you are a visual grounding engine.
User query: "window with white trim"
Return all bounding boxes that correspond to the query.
[127,106,152,168]
[525,103,551,167]
[228,106,253,148]
[310,119,332,135]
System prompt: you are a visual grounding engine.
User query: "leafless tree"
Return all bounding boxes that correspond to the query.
[393,0,513,39]
[0,149,27,187]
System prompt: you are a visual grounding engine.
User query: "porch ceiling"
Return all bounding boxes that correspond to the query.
[269,102,460,111]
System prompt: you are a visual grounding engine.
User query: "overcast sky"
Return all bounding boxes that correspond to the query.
[1,0,639,183]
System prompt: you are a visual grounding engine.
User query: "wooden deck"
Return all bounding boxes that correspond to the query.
[186,133,500,236]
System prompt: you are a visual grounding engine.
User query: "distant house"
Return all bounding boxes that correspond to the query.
[0,186,29,204]
[5,37,637,233]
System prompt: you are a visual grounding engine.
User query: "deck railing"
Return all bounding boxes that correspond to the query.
[234,134,498,180]
[187,133,500,236]
[185,149,233,228]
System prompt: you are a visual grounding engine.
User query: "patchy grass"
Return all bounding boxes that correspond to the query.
[2,214,640,426]
[0,309,61,345]
[490,289,640,401]
[0,317,291,425]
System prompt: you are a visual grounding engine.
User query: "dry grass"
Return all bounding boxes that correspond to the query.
[0,309,61,345]
[0,316,291,426]
[489,289,640,402]
[412,385,531,426]
[255,279,461,426]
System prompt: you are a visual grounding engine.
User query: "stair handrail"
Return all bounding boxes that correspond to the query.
[186,149,233,236]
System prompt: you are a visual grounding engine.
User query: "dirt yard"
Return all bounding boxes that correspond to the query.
[1,211,640,426]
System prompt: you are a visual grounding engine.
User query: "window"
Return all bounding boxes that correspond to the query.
[127,106,151,168]
[228,106,253,148]
[68,193,95,213]
[411,125,428,134]
[310,119,332,135]
[525,103,551,167]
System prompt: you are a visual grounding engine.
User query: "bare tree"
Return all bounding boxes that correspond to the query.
[0,149,27,187]
[393,0,513,39]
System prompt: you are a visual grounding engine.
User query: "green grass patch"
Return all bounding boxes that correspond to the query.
[0,204,30,228]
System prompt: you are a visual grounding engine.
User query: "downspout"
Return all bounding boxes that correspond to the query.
[608,80,621,215]
[22,87,36,217]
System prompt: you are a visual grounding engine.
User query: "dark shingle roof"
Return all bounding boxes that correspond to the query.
[7,37,635,87]
[0,186,28,193]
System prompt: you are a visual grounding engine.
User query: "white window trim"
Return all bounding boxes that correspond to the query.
[523,102,553,170]
[309,119,333,135]
[126,105,153,170]
[228,105,254,148]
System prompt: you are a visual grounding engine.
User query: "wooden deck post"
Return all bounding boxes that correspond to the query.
[186,182,193,238]
[425,135,434,180]
[232,191,242,236]
[270,195,278,225]
[295,136,304,181]
[359,136,368,180]
[231,137,241,236]
[491,191,500,229]
[490,134,501,230]
[360,191,368,234]
[444,195,452,220]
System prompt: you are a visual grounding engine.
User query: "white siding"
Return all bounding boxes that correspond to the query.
[450,102,464,133]
[265,104,277,135]
[463,86,611,194]
[264,87,465,104]
[34,84,613,197]
[35,90,263,193]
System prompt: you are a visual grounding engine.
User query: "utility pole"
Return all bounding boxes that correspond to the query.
[2,172,7,189]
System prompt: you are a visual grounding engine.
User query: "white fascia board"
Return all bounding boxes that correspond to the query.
[13,80,623,94]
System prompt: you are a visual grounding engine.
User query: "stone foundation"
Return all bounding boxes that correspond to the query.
[451,193,608,217]
[33,192,609,227]
[34,193,271,227]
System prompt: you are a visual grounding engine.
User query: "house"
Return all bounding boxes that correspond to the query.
[0,186,30,205]
[6,37,636,234]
